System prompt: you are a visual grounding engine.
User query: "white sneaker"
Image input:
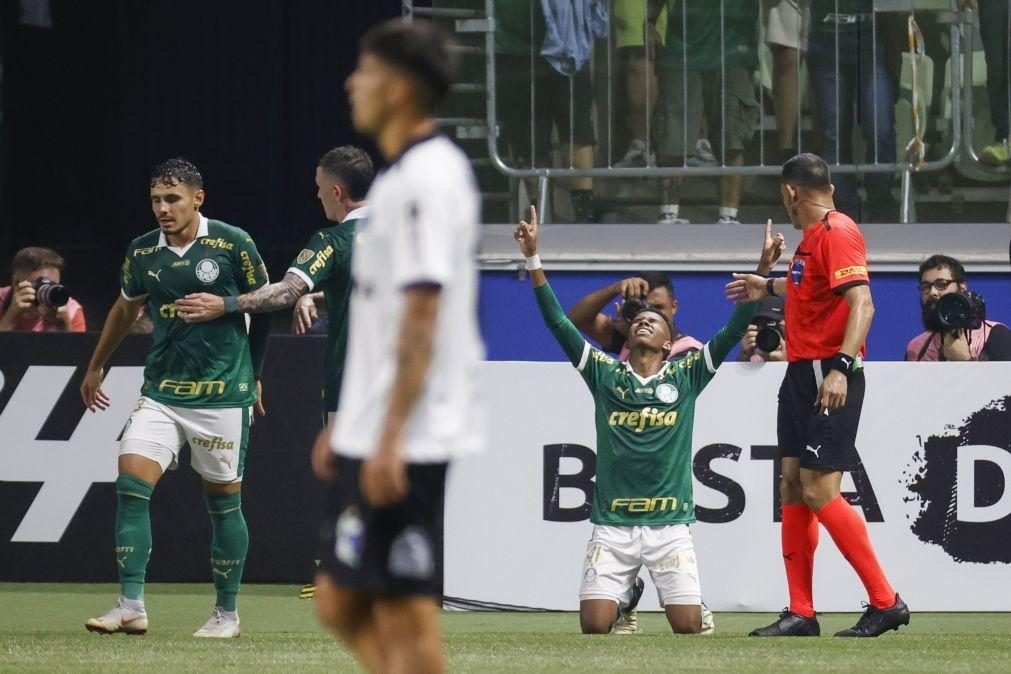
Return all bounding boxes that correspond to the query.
[658,206,690,225]
[716,214,741,224]
[193,607,241,638]
[615,139,647,168]
[85,599,148,635]
[701,602,716,635]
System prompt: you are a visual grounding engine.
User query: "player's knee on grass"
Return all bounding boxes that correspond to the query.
[579,600,618,634]
[666,605,701,634]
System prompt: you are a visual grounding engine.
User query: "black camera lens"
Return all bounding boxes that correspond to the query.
[755,323,784,353]
[33,277,70,309]
[936,291,985,331]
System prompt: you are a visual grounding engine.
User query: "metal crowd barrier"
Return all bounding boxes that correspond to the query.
[455,0,1003,224]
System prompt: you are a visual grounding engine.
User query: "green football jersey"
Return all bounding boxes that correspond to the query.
[119,216,269,408]
[662,0,759,71]
[535,282,757,527]
[287,214,361,413]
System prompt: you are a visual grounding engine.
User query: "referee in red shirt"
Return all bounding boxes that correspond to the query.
[727,154,909,637]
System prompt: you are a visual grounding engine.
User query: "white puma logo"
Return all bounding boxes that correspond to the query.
[213,568,233,579]
[148,269,162,282]
[804,445,821,458]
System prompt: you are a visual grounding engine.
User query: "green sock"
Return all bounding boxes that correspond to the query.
[115,474,154,601]
[205,491,248,612]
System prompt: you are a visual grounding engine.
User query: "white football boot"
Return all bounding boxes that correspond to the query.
[193,606,241,638]
[85,598,148,635]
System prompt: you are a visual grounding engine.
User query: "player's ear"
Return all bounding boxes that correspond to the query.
[332,182,344,203]
[192,189,205,210]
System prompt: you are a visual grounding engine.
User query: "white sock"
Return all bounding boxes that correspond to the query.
[660,203,680,217]
[121,596,145,612]
[217,607,239,621]
[719,207,738,219]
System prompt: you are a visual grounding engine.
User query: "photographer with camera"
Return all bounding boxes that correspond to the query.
[906,254,1011,361]
[738,297,787,363]
[0,247,85,332]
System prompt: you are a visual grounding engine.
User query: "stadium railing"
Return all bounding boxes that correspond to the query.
[408,1,1011,225]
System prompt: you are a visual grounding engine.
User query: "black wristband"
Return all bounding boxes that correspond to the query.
[766,277,778,297]
[827,352,855,377]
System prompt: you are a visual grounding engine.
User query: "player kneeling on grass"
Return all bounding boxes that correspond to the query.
[516,206,782,635]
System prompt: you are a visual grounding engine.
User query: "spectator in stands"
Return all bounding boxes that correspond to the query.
[960,1,1011,165]
[494,0,601,222]
[0,246,86,332]
[612,0,666,167]
[567,272,703,361]
[764,0,809,164]
[655,0,761,224]
[807,0,897,222]
[738,296,788,362]
[906,254,1011,361]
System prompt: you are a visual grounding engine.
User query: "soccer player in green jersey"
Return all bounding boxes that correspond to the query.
[80,158,270,638]
[516,206,782,635]
[176,145,373,599]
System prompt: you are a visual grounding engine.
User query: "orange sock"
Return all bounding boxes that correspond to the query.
[781,504,818,618]
[815,495,896,609]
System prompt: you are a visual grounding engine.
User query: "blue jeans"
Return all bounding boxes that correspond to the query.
[808,27,896,219]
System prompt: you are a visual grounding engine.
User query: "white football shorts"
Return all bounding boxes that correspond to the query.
[119,397,251,484]
[579,524,702,607]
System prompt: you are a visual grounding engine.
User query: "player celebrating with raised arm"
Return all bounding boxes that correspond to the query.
[728,153,910,638]
[80,158,270,638]
[516,206,782,636]
[312,19,483,674]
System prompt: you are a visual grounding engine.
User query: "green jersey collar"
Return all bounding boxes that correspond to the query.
[158,214,209,255]
[342,205,370,223]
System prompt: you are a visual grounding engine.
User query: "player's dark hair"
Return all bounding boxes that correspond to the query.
[360,18,458,113]
[919,254,966,283]
[781,153,832,191]
[638,271,676,300]
[150,157,203,189]
[318,146,375,201]
[11,246,65,278]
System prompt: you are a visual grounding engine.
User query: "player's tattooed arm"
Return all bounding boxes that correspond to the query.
[177,272,309,322]
[235,272,310,313]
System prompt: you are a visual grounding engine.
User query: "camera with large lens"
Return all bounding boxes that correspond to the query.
[925,290,985,332]
[32,277,70,309]
[755,319,785,353]
[621,296,654,324]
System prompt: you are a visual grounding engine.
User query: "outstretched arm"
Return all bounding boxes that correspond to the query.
[516,206,590,366]
[176,271,310,322]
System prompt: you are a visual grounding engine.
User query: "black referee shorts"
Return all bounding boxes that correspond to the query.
[777,360,865,472]
[318,455,447,598]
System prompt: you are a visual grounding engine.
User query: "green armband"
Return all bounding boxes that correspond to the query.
[222,296,239,314]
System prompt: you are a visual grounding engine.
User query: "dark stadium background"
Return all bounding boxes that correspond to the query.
[0,0,405,326]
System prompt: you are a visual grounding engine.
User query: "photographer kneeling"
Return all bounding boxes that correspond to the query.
[738,297,787,362]
[906,254,1011,361]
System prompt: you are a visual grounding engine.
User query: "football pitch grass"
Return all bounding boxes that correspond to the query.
[1,584,1009,673]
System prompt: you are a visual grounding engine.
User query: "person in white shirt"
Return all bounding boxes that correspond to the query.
[312,18,483,674]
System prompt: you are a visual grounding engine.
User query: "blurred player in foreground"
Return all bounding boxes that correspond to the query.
[312,19,483,674]
[516,205,783,635]
[80,158,270,638]
[728,153,909,637]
